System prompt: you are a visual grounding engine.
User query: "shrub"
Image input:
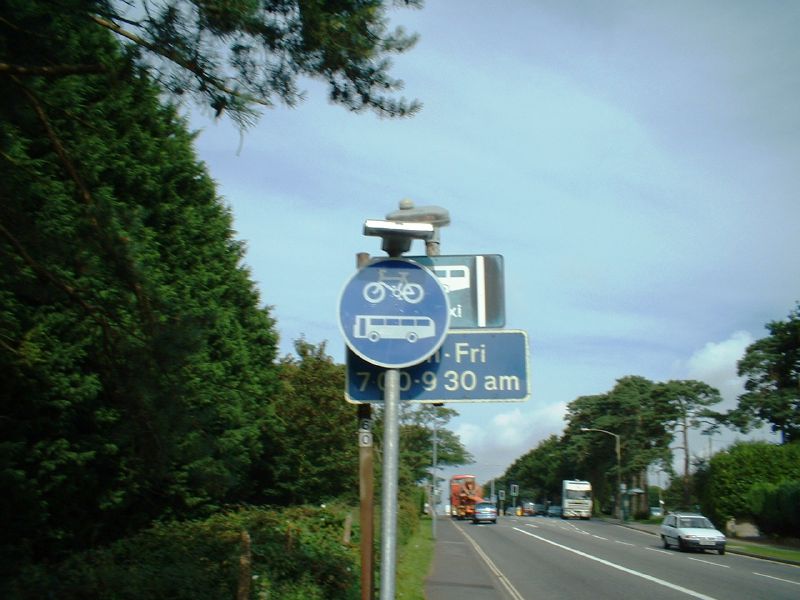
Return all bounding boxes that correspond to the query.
[699,441,800,525]
[747,482,779,535]
[7,505,359,600]
[748,480,800,538]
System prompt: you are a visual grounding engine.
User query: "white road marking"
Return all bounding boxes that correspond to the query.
[514,527,719,600]
[687,557,729,568]
[457,526,526,600]
[753,572,800,586]
[593,535,608,540]
[615,540,635,546]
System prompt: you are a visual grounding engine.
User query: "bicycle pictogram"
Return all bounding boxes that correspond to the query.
[363,269,424,304]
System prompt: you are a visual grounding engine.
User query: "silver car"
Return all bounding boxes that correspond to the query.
[660,512,726,555]
[472,502,498,524]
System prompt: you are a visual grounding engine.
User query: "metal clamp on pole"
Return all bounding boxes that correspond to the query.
[363,219,434,257]
[386,199,450,257]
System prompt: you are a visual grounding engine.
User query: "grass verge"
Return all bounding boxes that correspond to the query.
[726,541,800,564]
[396,516,436,599]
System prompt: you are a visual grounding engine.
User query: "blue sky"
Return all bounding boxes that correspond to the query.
[189,1,799,488]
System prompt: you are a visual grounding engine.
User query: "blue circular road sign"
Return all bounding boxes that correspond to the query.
[339,258,450,368]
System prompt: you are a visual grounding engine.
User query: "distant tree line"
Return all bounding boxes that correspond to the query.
[495,304,799,530]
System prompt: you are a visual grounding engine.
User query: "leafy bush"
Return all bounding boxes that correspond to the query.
[397,487,426,547]
[698,441,800,525]
[747,481,779,535]
[748,480,800,538]
[6,505,359,600]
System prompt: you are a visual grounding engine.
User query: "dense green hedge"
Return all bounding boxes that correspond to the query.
[699,442,800,531]
[7,505,360,600]
[747,480,800,538]
[6,492,427,599]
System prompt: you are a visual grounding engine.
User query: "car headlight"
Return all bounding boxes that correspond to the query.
[683,535,698,540]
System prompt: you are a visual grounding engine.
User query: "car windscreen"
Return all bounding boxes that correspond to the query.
[679,517,713,528]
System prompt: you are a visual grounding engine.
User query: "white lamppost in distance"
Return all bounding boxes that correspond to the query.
[581,427,622,521]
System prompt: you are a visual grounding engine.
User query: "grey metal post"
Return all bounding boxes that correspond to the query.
[371,200,449,599]
[379,368,400,600]
[425,220,440,541]
[615,434,622,521]
[431,418,438,538]
[388,198,448,542]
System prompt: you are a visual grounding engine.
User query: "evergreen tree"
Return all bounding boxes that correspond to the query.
[397,403,472,485]
[264,340,358,505]
[727,304,800,443]
[1,2,281,571]
[655,380,722,505]
[504,435,566,503]
[564,377,673,515]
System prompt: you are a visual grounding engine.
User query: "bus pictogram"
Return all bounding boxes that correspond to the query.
[353,315,435,343]
[433,265,471,293]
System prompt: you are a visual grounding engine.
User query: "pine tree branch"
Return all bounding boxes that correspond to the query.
[89,14,267,106]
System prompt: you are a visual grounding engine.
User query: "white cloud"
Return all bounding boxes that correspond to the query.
[451,401,568,482]
[455,422,487,450]
[671,330,782,471]
[683,330,754,409]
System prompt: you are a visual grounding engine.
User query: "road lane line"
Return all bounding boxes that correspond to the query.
[513,527,719,600]
[646,548,672,555]
[615,540,635,546]
[457,526,526,600]
[593,535,608,540]
[753,572,800,586]
[687,557,729,568]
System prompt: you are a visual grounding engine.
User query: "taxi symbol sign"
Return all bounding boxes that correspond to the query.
[339,258,450,368]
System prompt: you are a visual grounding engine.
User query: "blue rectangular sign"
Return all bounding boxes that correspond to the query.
[345,329,530,403]
[407,255,505,328]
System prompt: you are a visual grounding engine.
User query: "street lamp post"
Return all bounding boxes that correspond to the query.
[580,427,622,521]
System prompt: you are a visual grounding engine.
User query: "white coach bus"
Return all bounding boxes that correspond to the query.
[562,480,592,519]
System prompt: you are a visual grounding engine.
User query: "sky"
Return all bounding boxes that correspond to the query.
[188,1,800,494]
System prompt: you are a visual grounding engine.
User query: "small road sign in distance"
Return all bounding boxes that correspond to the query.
[345,329,530,403]
[339,258,450,369]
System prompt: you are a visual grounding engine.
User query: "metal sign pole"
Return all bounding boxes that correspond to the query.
[431,419,438,539]
[341,202,452,600]
[379,368,400,600]
[425,212,440,542]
